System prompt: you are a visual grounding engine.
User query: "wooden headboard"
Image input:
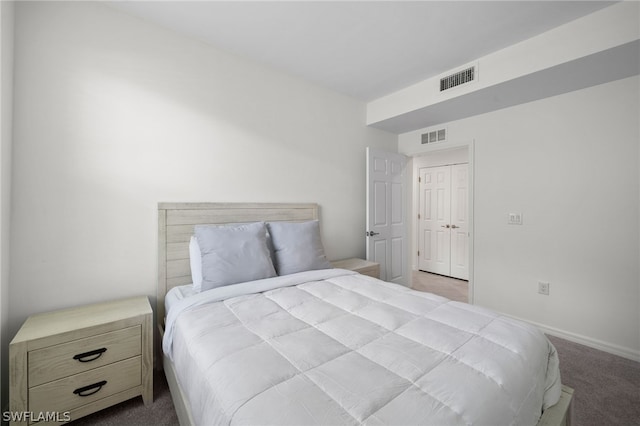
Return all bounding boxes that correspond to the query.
[157,202,319,321]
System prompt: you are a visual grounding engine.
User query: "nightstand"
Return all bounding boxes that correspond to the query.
[331,258,380,279]
[9,296,153,425]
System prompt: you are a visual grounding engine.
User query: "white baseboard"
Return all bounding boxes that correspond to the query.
[508,314,640,363]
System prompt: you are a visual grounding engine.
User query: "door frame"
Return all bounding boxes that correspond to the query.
[410,140,475,303]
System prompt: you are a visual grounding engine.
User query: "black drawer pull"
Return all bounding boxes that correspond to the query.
[73,380,107,397]
[73,347,107,362]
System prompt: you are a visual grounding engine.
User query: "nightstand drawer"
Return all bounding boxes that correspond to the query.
[29,356,141,415]
[28,326,141,386]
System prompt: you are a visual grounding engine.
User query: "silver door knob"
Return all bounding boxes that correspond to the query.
[451,225,459,229]
[366,231,380,236]
[441,225,450,228]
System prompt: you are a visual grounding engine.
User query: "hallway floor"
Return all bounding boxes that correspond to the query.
[411,270,468,302]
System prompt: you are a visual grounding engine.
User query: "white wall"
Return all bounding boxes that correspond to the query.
[399,76,640,360]
[9,2,396,336]
[0,0,14,410]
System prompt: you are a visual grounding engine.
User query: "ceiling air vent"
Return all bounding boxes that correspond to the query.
[440,66,476,92]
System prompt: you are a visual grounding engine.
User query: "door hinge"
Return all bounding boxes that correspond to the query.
[418,176,421,183]
[417,250,420,257]
[418,213,421,219]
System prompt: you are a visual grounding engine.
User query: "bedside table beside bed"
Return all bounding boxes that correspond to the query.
[9,296,153,425]
[331,258,380,279]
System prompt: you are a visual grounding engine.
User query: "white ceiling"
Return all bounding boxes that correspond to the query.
[109,1,616,102]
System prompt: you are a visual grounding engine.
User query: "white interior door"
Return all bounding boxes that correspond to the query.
[366,147,408,285]
[450,164,469,280]
[418,166,451,275]
[417,164,469,280]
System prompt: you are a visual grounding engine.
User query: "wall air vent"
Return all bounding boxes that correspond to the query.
[440,65,476,92]
[421,127,446,144]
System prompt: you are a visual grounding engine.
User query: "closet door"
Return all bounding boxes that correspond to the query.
[417,164,469,280]
[450,164,469,280]
[418,166,451,275]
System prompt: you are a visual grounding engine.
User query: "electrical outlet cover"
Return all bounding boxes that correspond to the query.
[538,282,550,295]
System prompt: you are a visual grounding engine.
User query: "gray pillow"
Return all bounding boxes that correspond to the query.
[195,222,276,291]
[267,220,332,276]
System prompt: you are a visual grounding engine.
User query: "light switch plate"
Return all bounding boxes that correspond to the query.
[508,213,523,225]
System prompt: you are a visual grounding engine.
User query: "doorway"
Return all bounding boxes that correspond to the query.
[411,144,473,301]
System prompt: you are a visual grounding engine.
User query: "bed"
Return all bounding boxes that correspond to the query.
[157,202,573,426]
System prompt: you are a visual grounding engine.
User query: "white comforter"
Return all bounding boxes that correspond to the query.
[163,269,562,426]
